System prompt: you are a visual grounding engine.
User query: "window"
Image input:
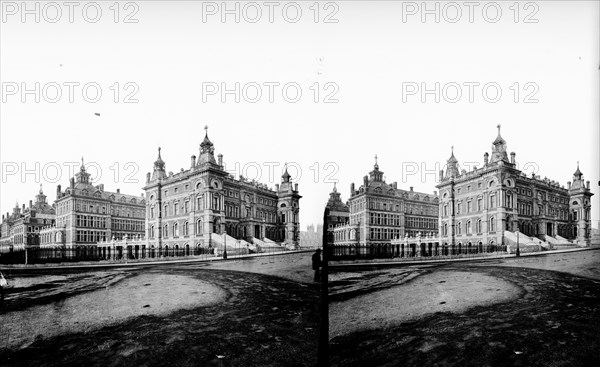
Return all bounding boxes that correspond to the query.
[466,220,472,234]
[443,205,448,216]
[476,219,482,233]
[174,223,179,237]
[489,195,496,208]
[457,222,462,235]
[184,201,189,213]
[196,220,203,234]
[174,203,179,215]
[467,200,472,213]
[477,198,482,211]
[164,224,168,237]
[489,217,495,232]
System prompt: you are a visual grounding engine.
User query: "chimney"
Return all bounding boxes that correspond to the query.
[218,154,223,167]
[393,182,397,189]
[29,200,33,208]
[350,183,355,194]
[410,186,414,192]
[56,184,61,197]
[294,183,298,191]
[439,170,444,181]
[363,175,368,187]
[191,155,196,168]
[22,204,25,212]
[146,172,151,183]
[510,152,515,164]
[117,188,120,194]
[275,184,280,191]
[586,180,590,189]
[70,177,75,189]
[484,152,489,166]
[434,190,438,196]
[567,181,571,189]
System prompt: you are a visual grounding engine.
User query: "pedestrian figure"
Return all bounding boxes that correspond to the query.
[0,270,8,305]
[312,249,322,282]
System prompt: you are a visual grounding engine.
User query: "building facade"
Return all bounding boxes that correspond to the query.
[0,186,56,251]
[53,160,146,250]
[325,183,350,250]
[143,128,301,256]
[437,125,593,254]
[331,158,439,257]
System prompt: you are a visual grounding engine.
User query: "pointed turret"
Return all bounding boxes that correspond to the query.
[197,125,217,166]
[369,154,384,182]
[75,156,91,184]
[573,161,583,180]
[282,164,291,183]
[489,124,510,164]
[151,147,167,181]
[444,146,460,179]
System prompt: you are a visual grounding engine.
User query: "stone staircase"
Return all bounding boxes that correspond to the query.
[211,234,254,254]
[250,237,284,253]
[503,231,547,253]
[543,234,579,250]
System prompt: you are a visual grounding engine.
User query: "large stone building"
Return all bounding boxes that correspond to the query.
[0,186,56,251]
[325,183,349,249]
[437,125,593,254]
[51,160,146,254]
[143,127,301,256]
[331,158,439,257]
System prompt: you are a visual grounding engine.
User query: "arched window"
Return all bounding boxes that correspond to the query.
[164,224,168,237]
[197,196,203,210]
[466,220,472,234]
[196,219,202,234]
[457,222,462,235]
[489,217,495,232]
[150,225,155,238]
[174,222,179,237]
[184,221,189,236]
[476,219,482,233]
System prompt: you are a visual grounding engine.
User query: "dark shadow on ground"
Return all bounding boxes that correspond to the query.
[0,268,320,367]
[330,265,600,367]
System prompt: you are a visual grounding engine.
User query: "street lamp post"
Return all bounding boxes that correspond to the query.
[223,227,228,260]
[516,231,521,257]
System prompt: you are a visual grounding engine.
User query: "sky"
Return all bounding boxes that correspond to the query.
[1,0,599,229]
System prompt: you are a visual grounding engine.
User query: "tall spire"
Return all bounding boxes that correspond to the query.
[374,154,379,170]
[39,183,43,194]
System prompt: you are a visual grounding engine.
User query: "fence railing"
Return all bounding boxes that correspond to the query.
[327,244,508,262]
[0,246,252,265]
